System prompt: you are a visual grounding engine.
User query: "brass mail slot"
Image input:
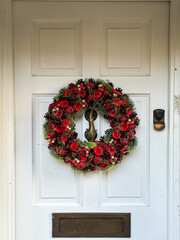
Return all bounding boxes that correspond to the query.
[52,213,131,238]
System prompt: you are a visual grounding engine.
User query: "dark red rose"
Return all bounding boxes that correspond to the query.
[126,109,131,115]
[60,100,69,108]
[113,98,121,106]
[93,156,101,164]
[87,95,94,101]
[100,163,109,169]
[62,119,69,127]
[121,147,128,154]
[122,99,128,106]
[120,115,128,123]
[48,131,55,138]
[60,135,68,142]
[69,83,76,88]
[94,146,103,156]
[110,121,115,128]
[112,130,121,139]
[73,102,82,111]
[49,103,55,110]
[56,125,63,133]
[120,138,129,146]
[113,123,121,131]
[65,105,74,114]
[89,165,96,171]
[78,90,86,97]
[48,122,55,129]
[121,123,129,131]
[81,156,87,162]
[56,109,63,118]
[76,161,85,169]
[54,146,58,153]
[59,149,68,156]
[112,88,121,95]
[129,124,136,130]
[108,148,116,155]
[77,147,86,156]
[103,143,109,151]
[109,110,116,117]
[94,91,102,99]
[87,83,94,88]
[128,134,133,140]
[72,86,78,93]
[69,83,78,93]
[64,89,72,96]
[70,142,79,151]
[104,103,113,110]
[103,89,108,95]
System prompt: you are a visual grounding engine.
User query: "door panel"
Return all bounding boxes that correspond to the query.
[14,2,169,240]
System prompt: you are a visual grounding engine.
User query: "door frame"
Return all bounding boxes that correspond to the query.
[0,0,180,239]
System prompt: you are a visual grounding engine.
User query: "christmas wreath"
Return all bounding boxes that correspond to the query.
[43,79,140,173]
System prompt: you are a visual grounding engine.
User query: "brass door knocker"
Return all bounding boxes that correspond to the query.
[85,109,97,142]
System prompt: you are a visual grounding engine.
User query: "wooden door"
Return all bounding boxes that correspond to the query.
[14,1,169,239]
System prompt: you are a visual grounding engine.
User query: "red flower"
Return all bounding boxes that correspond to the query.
[77,147,86,156]
[104,103,113,110]
[89,165,95,171]
[93,156,101,164]
[94,146,103,156]
[78,90,86,97]
[64,89,72,96]
[81,156,87,162]
[56,125,63,133]
[109,110,116,117]
[87,95,94,102]
[54,146,58,153]
[122,99,128,106]
[112,88,121,95]
[103,143,109,151]
[60,135,68,142]
[122,123,129,131]
[69,83,78,93]
[120,138,129,146]
[108,148,116,155]
[60,100,69,108]
[94,91,102,99]
[120,115,128,123]
[62,119,69,127]
[48,131,55,138]
[126,109,131,115]
[113,98,121,106]
[128,134,133,140]
[56,109,63,118]
[100,163,109,169]
[112,130,121,139]
[48,122,55,129]
[129,124,136,130]
[103,89,108,95]
[70,142,79,151]
[73,102,82,111]
[66,105,74,114]
[49,103,55,110]
[76,161,85,169]
[87,83,94,88]
[121,147,128,154]
[59,149,68,156]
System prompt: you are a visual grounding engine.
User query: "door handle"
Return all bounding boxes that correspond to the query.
[153,109,165,131]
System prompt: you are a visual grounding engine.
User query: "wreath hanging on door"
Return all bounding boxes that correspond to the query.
[43,79,139,173]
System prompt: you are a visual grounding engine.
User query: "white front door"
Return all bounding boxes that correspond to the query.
[14,1,169,240]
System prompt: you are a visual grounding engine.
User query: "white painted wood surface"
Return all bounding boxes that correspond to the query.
[14,2,169,240]
[6,1,178,240]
